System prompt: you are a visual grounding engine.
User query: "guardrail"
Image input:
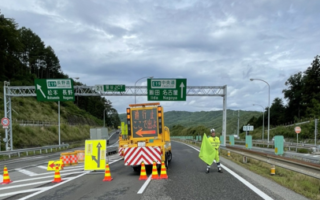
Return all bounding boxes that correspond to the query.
[173,138,320,179]
[0,144,69,158]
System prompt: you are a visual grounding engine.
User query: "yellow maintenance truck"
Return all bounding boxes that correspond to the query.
[118,103,172,172]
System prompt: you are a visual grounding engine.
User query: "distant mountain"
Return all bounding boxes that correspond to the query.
[119,110,261,134]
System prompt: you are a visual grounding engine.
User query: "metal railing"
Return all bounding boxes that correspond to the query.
[14,120,84,127]
[0,144,69,158]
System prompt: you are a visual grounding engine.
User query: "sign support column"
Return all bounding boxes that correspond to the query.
[3,82,8,151]
[58,101,60,146]
[222,85,227,146]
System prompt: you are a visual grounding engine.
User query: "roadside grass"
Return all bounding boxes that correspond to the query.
[11,124,90,148]
[174,139,320,200]
[219,149,320,200]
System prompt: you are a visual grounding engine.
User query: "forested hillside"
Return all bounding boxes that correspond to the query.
[0,12,120,149]
[119,110,261,135]
[0,12,120,128]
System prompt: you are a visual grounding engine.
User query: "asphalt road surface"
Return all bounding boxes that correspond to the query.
[0,139,307,199]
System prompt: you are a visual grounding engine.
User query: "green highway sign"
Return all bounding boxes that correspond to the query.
[147,78,187,101]
[34,79,74,102]
[95,85,126,92]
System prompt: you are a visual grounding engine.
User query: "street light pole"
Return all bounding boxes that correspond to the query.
[135,76,153,104]
[253,104,265,141]
[250,78,270,144]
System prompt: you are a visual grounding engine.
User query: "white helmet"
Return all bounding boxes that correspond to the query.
[210,129,215,133]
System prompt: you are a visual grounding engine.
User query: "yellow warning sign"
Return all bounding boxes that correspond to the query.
[84,140,107,171]
[47,160,62,171]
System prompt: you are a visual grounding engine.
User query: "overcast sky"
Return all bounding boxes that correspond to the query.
[2,0,320,114]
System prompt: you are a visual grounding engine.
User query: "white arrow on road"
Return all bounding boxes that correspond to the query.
[36,84,46,98]
[180,82,185,98]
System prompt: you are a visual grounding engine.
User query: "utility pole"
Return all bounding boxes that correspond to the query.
[237,110,240,138]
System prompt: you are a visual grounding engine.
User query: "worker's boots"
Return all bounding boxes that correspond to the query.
[218,167,222,173]
[206,168,210,174]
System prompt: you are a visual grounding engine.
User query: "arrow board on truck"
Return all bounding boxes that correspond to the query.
[131,108,158,138]
[84,140,106,171]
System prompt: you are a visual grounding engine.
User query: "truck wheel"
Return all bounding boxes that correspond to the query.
[168,151,172,163]
[165,154,169,169]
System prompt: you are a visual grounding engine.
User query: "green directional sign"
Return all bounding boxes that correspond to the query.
[147,78,187,101]
[34,79,74,102]
[95,85,126,92]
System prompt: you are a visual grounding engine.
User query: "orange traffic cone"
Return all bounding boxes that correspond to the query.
[52,166,62,183]
[1,166,12,184]
[159,162,168,179]
[151,162,159,180]
[103,164,113,181]
[139,162,148,180]
[60,157,64,169]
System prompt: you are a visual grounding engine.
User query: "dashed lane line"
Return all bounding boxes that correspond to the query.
[15,169,38,176]
[37,166,47,170]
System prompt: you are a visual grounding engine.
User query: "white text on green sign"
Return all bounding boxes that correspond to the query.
[95,85,126,92]
[147,79,187,101]
[34,79,75,102]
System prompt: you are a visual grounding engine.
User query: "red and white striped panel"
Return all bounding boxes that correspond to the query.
[118,147,124,157]
[124,147,161,166]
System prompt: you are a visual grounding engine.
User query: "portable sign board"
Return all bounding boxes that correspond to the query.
[84,140,106,171]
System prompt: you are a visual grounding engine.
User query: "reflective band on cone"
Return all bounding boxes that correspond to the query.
[52,166,62,183]
[1,166,12,185]
[103,164,113,181]
[159,162,168,179]
[151,162,159,180]
[139,162,148,180]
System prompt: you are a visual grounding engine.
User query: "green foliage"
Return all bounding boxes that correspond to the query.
[0,12,120,130]
[120,110,260,135]
[297,148,309,153]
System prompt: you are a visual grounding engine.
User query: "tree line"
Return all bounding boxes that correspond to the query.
[0,12,120,128]
[246,55,320,131]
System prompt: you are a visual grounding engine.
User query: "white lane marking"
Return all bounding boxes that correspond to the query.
[0,180,62,191]
[12,171,85,183]
[15,169,38,176]
[137,175,152,194]
[37,166,47,170]
[312,155,319,157]
[0,187,50,198]
[20,157,123,200]
[32,168,84,176]
[19,172,89,200]
[176,141,274,200]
